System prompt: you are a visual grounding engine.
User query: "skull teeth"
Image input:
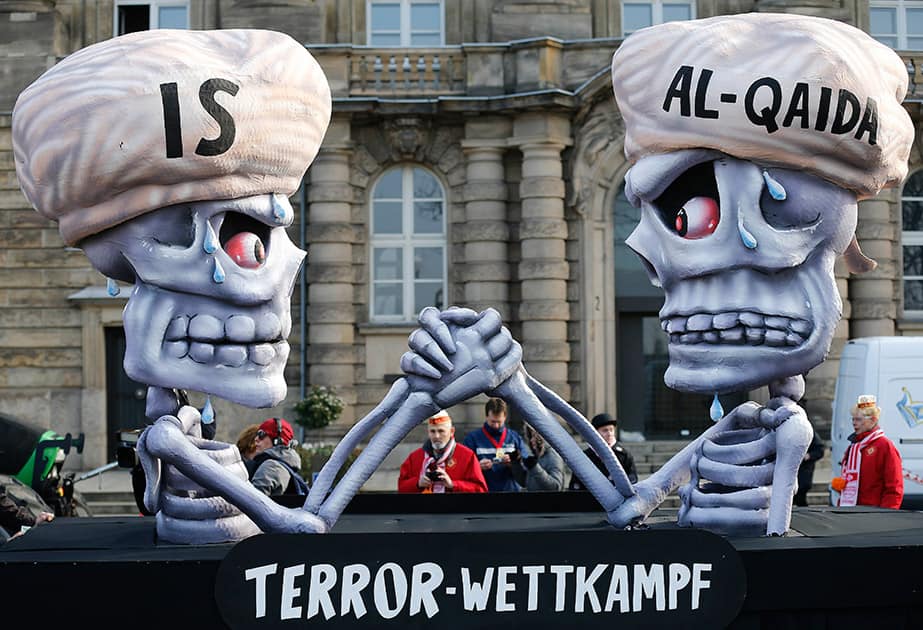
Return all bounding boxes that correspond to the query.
[162,339,283,367]
[165,313,283,344]
[664,311,811,347]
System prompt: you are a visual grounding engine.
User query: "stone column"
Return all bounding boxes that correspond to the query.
[306,117,357,427]
[461,117,511,319]
[512,113,572,399]
[850,193,899,338]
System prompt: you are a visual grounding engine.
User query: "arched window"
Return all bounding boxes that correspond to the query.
[902,170,923,314]
[370,165,446,321]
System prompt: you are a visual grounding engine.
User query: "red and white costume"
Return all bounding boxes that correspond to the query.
[398,440,487,494]
[838,428,904,509]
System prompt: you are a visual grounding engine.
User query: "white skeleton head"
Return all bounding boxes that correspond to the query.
[82,194,305,408]
[625,150,857,395]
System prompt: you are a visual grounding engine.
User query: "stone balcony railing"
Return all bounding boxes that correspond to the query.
[308,38,622,100]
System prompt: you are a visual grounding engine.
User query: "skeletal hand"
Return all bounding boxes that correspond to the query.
[400,306,523,409]
[677,376,812,536]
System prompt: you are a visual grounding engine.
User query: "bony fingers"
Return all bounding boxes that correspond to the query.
[486,329,513,360]
[439,306,480,326]
[418,307,456,354]
[400,352,442,379]
[408,329,454,371]
[471,307,503,339]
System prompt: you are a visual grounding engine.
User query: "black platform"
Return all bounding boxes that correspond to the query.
[1,493,921,628]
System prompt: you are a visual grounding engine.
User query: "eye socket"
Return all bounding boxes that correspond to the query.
[653,160,721,240]
[675,197,720,239]
[225,232,266,269]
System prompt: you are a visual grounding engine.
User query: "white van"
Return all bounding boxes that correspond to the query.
[831,336,923,509]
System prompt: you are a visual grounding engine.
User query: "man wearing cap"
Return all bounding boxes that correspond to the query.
[398,411,487,494]
[832,395,903,509]
[249,418,308,496]
[569,413,638,491]
[463,398,531,492]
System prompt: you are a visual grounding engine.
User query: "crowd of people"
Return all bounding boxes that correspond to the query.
[1,392,906,543]
[396,398,639,494]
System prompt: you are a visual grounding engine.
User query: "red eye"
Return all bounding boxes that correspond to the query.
[674,197,719,239]
[225,232,265,268]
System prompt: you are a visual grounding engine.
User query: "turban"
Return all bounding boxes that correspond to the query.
[611,13,914,198]
[13,28,332,245]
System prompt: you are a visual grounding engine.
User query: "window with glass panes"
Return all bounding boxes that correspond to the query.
[622,1,694,36]
[115,1,188,35]
[368,0,443,46]
[370,166,446,321]
[870,0,923,49]
[902,171,923,314]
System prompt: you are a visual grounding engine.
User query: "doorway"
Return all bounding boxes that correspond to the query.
[104,327,149,458]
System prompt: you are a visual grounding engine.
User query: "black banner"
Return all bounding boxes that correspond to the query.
[215,528,746,628]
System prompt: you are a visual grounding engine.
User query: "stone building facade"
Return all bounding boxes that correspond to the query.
[1,0,922,470]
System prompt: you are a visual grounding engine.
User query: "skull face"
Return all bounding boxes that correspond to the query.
[82,194,305,408]
[625,150,857,395]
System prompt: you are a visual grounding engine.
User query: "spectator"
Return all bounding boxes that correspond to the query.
[463,398,531,492]
[511,423,565,491]
[398,410,486,493]
[235,423,261,476]
[1,477,54,542]
[794,426,825,507]
[249,418,309,496]
[831,394,903,509]
[569,413,638,490]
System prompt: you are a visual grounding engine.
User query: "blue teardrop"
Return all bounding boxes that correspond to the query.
[271,194,289,224]
[213,258,226,284]
[738,216,758,249]
[710,394,724,422]
[203,221,218,254]
[762,171,787,201]
[106,277,120,297]
[201,396,215,425]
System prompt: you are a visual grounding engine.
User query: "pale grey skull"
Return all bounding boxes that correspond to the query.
[81,194,305,408]
[625,150,857,395]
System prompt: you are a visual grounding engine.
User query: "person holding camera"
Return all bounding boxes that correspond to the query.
[462,398,531,492]
[398,411,487,493]
[510,423,565,491]
[249,418,309,496]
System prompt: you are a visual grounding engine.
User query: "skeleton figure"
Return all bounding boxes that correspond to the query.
[14,18,914,542]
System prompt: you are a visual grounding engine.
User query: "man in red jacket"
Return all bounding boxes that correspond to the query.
[398,411,487,494]
[833,394,904,509]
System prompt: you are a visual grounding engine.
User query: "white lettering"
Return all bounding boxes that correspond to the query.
[575,564,607,613]
[307,564,336,620]
[495,566,517,612]
[374,562,408,619]
[522,565,545,612]
[691,563,712,610]
[668,563,691,610]
[244,563,278,619]
[409,562,444,618]
[550,565,574,612]
[461,567,494,611]
[340,564,371,619]
[633,563,666,612]
[280,564,305,620]
[604,565,630,613]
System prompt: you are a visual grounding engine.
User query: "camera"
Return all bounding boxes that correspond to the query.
[116,429,142,468]
[426,468,441,481]
[508,449,521,463]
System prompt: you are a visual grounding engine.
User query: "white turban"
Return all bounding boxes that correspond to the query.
[13,29,332,245]
[611,13,914,198]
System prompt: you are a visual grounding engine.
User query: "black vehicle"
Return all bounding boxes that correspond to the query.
[0,412,91,518]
